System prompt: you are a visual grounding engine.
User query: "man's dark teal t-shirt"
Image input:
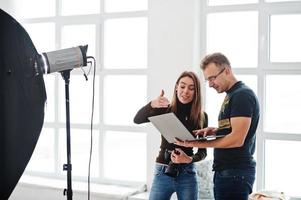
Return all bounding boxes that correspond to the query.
[213,81,260,171]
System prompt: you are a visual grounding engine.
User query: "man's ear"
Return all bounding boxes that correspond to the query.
[225,66,231,75]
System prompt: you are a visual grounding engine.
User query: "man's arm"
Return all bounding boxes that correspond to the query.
[175,116,251,148]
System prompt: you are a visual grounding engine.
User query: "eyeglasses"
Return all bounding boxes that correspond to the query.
[205,68,225,82]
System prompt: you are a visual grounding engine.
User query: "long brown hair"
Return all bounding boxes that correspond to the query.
[169,71,205,128]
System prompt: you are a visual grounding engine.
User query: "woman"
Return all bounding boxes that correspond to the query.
[134,71,208,200]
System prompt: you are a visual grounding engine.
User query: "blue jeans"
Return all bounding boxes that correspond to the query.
[213,168,255,200]
[149,163,198,200]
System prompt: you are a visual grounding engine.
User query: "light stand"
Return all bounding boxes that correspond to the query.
[40,46,89,200]
[61,69,73,200]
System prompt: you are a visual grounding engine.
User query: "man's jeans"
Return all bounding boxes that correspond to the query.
[149,163,198,200]
[213,168,255,200]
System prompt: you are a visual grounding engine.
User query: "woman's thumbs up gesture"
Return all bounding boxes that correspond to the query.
[151,89,170,108]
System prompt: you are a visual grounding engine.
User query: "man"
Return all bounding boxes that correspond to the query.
[175,52,260,200]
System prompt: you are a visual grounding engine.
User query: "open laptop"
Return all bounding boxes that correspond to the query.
[148,113,225,143]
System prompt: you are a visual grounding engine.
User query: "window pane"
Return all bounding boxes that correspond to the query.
[104,18,148,69]
[265,75,301,133]
[105,0,147,12]
[11,0,55,18]
[270,14,301,62]
[61,0,100,15]
[207,11,258,68]
[265,140,301,197]
[208,0,258,6]
[104,131,146,182]
[43,75,55,122]
[104,75,147,125]
[59,75,99,124]
[59,129,99,177]
[26,128,55,173]
[61,24,96,58]
[23,23,55,52]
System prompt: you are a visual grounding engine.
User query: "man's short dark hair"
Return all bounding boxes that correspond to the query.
[201,52,231,70]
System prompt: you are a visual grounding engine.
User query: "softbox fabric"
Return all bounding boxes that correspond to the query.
[0,9,46,199]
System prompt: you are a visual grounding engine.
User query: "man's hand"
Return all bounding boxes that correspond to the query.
[193,127,218,137]
[151,89,170,108]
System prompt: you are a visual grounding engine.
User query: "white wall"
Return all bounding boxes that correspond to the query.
[148,0,200,99]
[3,0,201,198]
[147,0,200,189]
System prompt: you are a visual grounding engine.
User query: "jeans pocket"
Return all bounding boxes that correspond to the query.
[153,164,165,176]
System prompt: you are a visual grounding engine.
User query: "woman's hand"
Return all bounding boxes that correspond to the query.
[151,89,170,108]
[170,148,192,164]
[193,127,218,137]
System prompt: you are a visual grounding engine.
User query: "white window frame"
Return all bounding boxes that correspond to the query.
[200,0,301,195]
[17,0,149,187]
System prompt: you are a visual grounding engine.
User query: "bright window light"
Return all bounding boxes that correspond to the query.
[265,75,301,133]
[23,23,55,52]
[26,128,55,173]
[104,75,147,126]
[104,131,146,182]
[208,0,258,6]
[11,0,55,18]
[59,75,100,124]
[105,0,147,12]
[270,14,301,62]
[59,128,99,177]
[265,140,301,197]
[61,0,100,15]
[104,18,148,69]
[61,24,96,58]
[207,11,258,68]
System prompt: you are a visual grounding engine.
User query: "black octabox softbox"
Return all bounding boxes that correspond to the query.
[0,9,46,199]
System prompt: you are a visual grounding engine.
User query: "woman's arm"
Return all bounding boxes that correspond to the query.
[133,102,167,124]
[133,102,154,124]
[171,148,206,163]
[134,90,170,124]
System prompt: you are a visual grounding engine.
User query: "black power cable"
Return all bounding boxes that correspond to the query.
[83,56,96,200]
